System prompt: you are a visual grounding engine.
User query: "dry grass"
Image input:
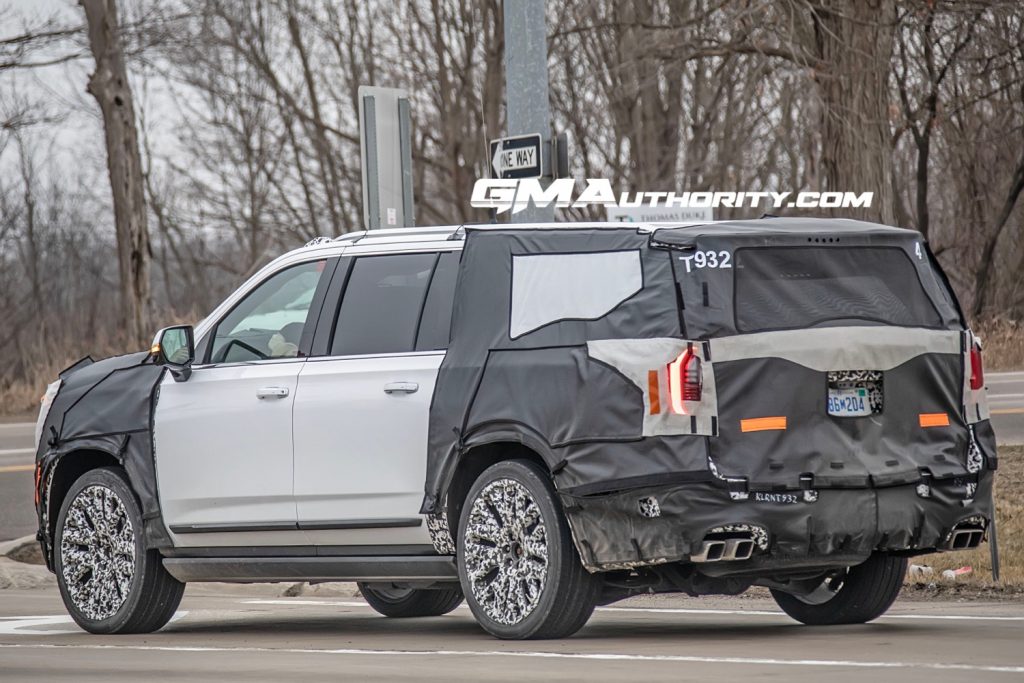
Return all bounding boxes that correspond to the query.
[0,311,200,417]
[0,338,129,417]
[973,317,1024,371]
[909,445,1024,591]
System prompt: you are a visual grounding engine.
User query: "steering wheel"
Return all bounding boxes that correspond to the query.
[217,338,268,362]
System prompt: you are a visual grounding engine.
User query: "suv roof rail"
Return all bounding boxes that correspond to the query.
[301,226,464,249]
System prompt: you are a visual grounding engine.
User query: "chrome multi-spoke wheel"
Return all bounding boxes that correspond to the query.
[60,484,137,620]
[463,478,549,625]
[457,459,598,639]
[54,466,184,634]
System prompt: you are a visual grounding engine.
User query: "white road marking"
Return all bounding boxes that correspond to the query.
[0,612,187,636]
[241,599,1024,622]
[0,616,79,636]
[0,423,34,431]
[0,448,34,456]
[987,371,1024,381]
[0,642,1021,673]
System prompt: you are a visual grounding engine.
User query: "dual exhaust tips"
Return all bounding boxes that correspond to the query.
[945,526,985,550]
[690,535,756,563]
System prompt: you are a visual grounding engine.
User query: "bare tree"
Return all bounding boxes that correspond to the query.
[81,0,152,345]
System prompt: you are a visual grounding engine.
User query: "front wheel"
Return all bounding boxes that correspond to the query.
[54,466,184,634]
[358,583,463,617]
[770,553,907,625]
[457,459,599,639]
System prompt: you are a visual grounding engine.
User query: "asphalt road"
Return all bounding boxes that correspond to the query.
[988,370,1024,444]
[2,370,1023,542]
[0,421,35,543]
[0,588,1021,681]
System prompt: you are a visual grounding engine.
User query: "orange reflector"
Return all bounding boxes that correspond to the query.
[919,412,949,428]
[648,370,661,415]
[740,416,787,432]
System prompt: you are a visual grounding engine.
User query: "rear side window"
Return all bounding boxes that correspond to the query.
[330,253,436,356]
[734,247,942,332]
[415,251,459,351]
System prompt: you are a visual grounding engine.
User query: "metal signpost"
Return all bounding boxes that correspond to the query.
[502,0,555,223]
[358,85,415,230]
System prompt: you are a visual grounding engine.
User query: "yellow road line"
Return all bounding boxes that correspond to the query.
[991,408,1024,415]
[0,464,33,473]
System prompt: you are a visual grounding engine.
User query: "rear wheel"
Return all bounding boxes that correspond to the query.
[457,459,599,639]
[54,466,184,634]
[358,583,463,617]
[770,553,907,625]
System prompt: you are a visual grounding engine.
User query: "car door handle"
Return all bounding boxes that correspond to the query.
[383,382,419,395]
[256,386,290,400]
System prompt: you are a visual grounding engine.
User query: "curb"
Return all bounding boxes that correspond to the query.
[0,535,37,558]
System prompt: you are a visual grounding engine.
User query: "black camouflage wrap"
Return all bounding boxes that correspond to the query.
[422,226,688,514]
[34,352,171,567]
[425,219,997,572]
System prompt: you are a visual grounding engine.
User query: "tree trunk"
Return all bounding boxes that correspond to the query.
[812,0,897,225]
[80,0,151,346]
[972,149,1024,318]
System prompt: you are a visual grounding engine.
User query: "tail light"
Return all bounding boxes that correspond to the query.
[969,345,984,391]
[668,348,702,413]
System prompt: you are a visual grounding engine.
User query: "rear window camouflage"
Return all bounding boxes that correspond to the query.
[733,246,943,332]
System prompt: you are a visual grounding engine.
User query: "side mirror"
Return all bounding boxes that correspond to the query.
[151,325,195,382]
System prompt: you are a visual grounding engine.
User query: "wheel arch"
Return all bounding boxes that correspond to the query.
[444,430,554,546]
[42,448,124,568]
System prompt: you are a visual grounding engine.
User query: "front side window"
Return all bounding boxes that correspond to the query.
[209,260,326,363]
[330,253,436,356]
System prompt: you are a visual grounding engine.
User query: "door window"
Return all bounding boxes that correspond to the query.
[209,260,326,363]
[330,253,437,356]
[415,251,460,351]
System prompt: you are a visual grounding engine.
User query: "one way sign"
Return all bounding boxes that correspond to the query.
[490,134,543,179]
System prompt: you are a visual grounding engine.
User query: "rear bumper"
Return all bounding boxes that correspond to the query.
[562,470,995,573]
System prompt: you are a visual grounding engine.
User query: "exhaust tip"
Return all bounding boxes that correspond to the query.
[690,540,728,563]
[945,526,985,551]
[729,539,755,561]
[691,533,760,563]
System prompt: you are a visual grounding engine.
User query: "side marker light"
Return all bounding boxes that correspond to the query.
[740,416,788,432]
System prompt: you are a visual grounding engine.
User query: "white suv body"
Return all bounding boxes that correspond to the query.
[33,219,996,640]
[155,228,459,550]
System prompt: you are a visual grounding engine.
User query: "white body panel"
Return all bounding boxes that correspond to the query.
[154,361,303,540]
[291,352,444,546]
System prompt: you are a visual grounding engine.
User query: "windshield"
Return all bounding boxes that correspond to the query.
[733,246,942,332]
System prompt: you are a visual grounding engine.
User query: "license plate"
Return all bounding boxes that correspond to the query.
[827,387,872,417]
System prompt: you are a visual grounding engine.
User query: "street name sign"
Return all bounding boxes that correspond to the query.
[606,205,714,223]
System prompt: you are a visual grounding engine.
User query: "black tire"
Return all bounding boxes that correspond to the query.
[770,553,907,625]
[358,583,463,618]
[456,459,600,639]
[54,466,184,634]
